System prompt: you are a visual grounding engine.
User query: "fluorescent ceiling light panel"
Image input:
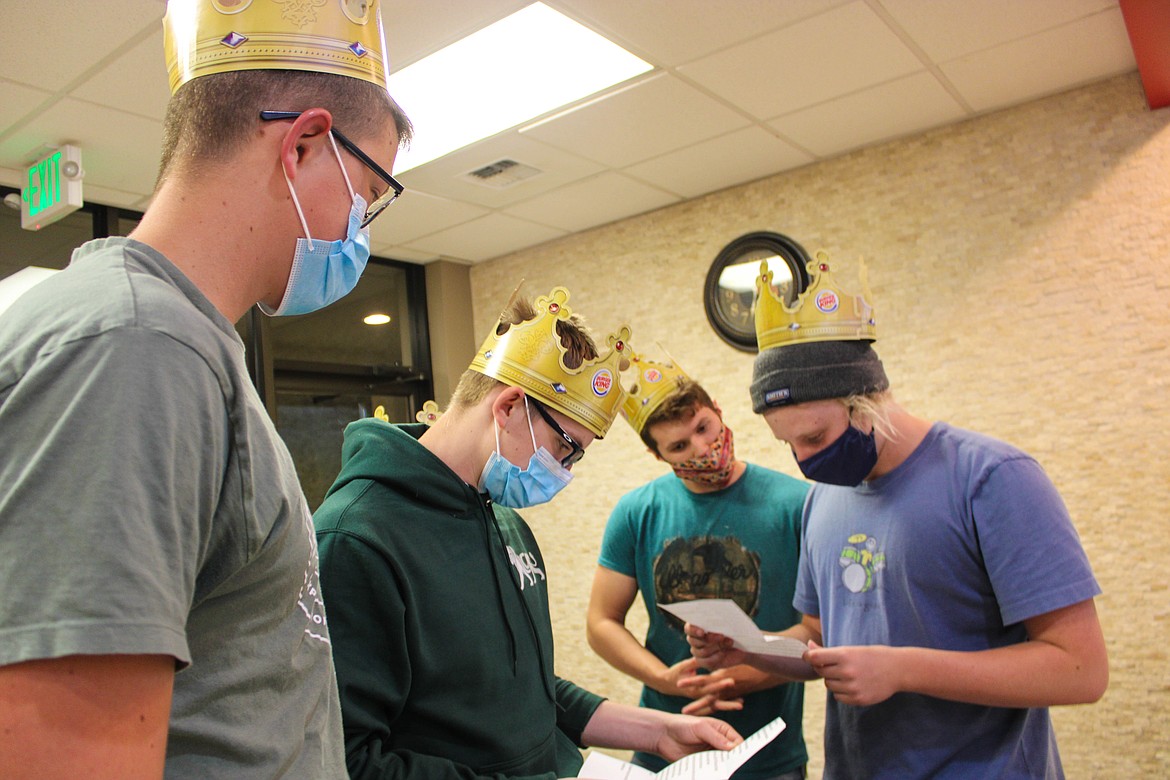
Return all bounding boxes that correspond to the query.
[387,2,652,173]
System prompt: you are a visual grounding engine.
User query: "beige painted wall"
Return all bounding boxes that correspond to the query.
[465,73,1170,778]
[425,259,476,406]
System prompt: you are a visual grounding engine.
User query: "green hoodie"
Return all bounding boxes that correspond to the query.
[314,419,604,780]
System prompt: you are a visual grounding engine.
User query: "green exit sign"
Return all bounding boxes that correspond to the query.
[22,145,84,231]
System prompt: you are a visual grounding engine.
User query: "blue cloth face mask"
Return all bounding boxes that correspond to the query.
[478,396,574,508]
[262,135,371,317]
[795,423,878,486]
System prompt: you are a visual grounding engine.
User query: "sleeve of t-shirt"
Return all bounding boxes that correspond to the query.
[0,326,228,668]
[792,488,821,619]
[597,493,638,576]
[971,456,1101,626]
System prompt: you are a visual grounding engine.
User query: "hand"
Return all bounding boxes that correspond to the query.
[652,713,743,762]
[684,622,746,670]
[804,641,903,706]
[676,668,744,716]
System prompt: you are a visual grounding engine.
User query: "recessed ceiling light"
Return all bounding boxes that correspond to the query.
[388,2,653,173]
[363,313,392,325]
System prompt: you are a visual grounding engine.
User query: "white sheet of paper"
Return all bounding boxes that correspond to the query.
[658,599,808,658]
[577,715,786,780]
[577,716,787,780]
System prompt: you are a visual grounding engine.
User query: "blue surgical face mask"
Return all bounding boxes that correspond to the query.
[262,135,371,317]
[478,396,574,508]
[795,423,878,486]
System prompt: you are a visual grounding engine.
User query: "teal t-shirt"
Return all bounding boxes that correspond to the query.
[598,463,809,778]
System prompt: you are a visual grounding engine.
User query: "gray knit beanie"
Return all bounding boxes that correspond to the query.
[750,341,888,413]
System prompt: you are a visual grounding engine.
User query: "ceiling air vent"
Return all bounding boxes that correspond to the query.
[462,158,543,189]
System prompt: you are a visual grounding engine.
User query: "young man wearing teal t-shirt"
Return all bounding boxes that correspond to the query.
[588,354,810,780]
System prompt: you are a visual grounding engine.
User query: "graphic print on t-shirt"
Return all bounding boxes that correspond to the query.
[508,544,547,589]
[653,535,761,631]
[297,501,331,644]
[838,532,885,593]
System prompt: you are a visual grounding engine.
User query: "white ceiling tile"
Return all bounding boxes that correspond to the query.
[0,1,1142,264]
[768,72,966,157]
[405,213,568,263]
[78,185,148,211]
[0,80,54,135]
[519,73,750,168]
[880,0,1121,62]
[552,0,850,67]
[941,8,1135,113]
[502,171,679,232]
[0,166,22,189]
[0,98,162,197]
[371,244,441,264]
[678,1,924,119]
[383,0,529,70]
[367,189,489,246]
[71,30,170,121]
[398,132,605,208]
[0,1,164,92]
[624,126,813,199]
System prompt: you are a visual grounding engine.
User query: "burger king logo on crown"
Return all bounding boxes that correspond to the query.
[815,290,840,313]
[592,369,614,397]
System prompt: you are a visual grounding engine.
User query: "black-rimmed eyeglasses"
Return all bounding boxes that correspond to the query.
[529,398,585,468]
[260,110,404,228]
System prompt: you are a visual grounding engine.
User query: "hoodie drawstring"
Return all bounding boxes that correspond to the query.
[482,502,519,674]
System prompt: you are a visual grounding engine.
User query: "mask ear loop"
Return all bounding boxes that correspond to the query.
[522,396,539,454]
[281,133,358,253]
[327,134,358,199]
[281,164,316,252]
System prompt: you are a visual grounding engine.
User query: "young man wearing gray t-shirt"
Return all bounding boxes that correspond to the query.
[0,2,410,776]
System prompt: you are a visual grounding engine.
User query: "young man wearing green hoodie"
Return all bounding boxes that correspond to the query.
[314,287,743,780]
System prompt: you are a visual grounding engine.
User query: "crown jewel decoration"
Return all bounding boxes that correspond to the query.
[415,400,442,426]
[164,0,390,95]
[755,251,877,351]
[620,350,692,435]
[469,287,632,439]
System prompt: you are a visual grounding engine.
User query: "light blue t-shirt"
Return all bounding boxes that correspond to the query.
[795,422,1100,779]
[600,463,810,779]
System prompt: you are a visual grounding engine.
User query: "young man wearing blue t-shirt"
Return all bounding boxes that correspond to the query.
[588,353,810,780]
[688,258,1108,779]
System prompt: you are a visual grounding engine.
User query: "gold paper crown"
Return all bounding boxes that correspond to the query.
[620,351,692,435]
[755,251,877,351]
[163,0,390,95]
[469,287,631,439]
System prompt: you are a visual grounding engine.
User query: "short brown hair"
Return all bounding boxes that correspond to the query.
[157,70,413,184]
[449,292,598,410]
[639,378,715,452]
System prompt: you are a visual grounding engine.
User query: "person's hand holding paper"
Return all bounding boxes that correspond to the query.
[662,599,817,681]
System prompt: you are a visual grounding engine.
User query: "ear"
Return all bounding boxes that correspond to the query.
[711,399,723,418]
[489,385,527,430]
[277,108,335,182]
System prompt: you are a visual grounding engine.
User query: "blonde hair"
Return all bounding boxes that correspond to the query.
[449,292,598,410]
[840,390,897,441]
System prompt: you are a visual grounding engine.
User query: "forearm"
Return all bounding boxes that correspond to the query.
[718,664,791,697]
[580,701,670,753]
[587,617,671,693]
[895,641,1107,707]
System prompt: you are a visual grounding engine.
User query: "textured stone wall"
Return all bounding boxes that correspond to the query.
[469,73,1170,777]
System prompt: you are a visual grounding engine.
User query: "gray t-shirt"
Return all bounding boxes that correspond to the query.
[0,238,345,778]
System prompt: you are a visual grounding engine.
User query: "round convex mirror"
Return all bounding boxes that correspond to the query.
[703,232,811,352]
